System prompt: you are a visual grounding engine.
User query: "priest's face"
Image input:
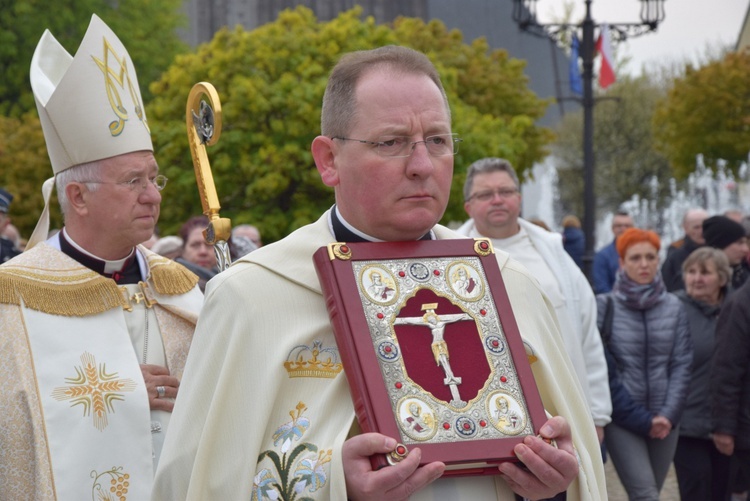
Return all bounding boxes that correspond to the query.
[315,69,453,241]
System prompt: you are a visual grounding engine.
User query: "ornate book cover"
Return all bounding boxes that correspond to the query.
[313,238,546,475]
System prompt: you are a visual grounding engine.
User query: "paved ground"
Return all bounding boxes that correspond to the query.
[605,459,680,500]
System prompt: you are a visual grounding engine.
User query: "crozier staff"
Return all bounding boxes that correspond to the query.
[186,82,233,271]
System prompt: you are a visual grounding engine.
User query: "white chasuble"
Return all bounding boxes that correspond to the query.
[24,305,153,500]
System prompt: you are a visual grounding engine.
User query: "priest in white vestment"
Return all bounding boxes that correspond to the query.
[153,46,607,500]
[458,157,612,445]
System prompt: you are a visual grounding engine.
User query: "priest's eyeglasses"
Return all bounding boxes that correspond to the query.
[467,188,519,202]
[82,175,168,192]
[332,134,461,157]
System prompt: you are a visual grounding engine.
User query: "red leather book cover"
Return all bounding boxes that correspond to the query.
[313,239,546,476]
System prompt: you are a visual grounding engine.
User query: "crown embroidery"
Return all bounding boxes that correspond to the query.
[283,340,343,379]
[92,37,149,136]
[51,351,137,431]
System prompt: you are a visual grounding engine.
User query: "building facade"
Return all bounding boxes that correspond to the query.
[180,0,580,126]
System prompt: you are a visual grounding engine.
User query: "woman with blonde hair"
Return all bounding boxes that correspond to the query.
[673,247,732,499]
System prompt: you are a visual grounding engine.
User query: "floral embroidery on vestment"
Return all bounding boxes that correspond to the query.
[253,402,332,500]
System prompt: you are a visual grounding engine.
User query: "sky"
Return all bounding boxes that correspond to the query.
[536,0,749,75]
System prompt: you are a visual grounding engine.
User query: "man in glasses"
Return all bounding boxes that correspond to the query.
[154,46,605,500]
[0,15,202,499]
[458,157,611,453]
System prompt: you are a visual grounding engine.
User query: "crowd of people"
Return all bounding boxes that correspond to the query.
[1,13,749,501]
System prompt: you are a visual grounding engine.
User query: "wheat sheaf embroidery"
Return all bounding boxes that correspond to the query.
[51,351,137,431]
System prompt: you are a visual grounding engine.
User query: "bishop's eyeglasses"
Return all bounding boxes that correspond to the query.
[81,175,168,192]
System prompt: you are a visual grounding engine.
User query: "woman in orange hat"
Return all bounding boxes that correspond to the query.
[597,228,693,500]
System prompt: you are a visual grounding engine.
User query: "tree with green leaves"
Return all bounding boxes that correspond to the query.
[553,74,671,218]
[148,6,552,242]
[653,49,750,179]
[0,0,186,117]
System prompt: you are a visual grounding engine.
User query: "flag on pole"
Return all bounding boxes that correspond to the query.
[569,34,583,96]
[595,23,616,89]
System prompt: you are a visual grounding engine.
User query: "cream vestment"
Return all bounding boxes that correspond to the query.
[153,211,607,500]
[0,241,202,500]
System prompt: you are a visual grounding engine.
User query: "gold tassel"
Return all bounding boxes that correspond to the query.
[147,255,199,295]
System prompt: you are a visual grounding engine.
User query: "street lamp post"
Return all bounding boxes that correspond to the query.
[512,0,665,281]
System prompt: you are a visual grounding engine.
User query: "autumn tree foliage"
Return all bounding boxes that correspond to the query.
[148,7,552,241]
[0,0,186,118]
[654,49,750,179]
[553,75,671,218]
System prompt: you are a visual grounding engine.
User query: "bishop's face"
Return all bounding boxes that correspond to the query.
[80,151,162,259]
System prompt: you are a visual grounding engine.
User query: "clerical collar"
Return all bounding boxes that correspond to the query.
[59,229,141,284]
[329,205,434,243]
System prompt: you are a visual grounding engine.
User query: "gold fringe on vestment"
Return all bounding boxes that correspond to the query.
[0,267,126,316]
[0,254,198,316]
[147,255,199,295]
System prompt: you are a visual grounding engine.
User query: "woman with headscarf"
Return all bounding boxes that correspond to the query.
[597,228,693,500]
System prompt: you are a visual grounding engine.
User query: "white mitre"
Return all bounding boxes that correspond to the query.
[27,13,153,249]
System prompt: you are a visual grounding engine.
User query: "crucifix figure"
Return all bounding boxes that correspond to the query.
[394,303,473,407]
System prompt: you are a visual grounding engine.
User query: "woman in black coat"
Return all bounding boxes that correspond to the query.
[673,247,732,500]
[712,274,750,500]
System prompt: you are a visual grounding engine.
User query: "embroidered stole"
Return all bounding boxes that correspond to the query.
[23,305,153,500]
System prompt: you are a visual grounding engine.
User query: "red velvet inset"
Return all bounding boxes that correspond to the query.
[393,288,491,405]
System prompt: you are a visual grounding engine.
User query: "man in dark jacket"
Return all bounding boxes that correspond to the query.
[703,215,750,291]
[661,208,708,291]
[712,278,750,499]
[592,210,634,293]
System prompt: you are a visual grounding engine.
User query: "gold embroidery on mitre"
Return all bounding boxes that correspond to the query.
[0,264,126,316]
[51,352,137,431]
[92,37,149,136]
[146,253,199,295]
[284,340,343,379]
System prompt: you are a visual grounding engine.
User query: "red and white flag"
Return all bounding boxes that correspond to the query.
[596,23,616,89]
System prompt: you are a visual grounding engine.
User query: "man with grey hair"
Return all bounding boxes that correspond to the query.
[232,223,263,248]
[661,207,709,291]
[458,157,612,448]
[230,223,261,261]
[0,16,201,499]
[154,47,606,500]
